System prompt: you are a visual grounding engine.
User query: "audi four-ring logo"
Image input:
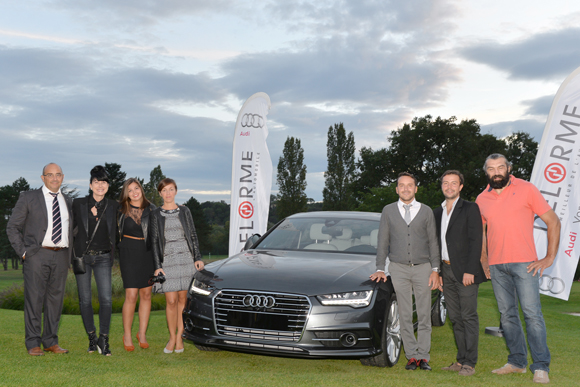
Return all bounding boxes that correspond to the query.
[241,113,264,128]
[539,275,565,294]
[243,295,276,308]
[544,163,566,184]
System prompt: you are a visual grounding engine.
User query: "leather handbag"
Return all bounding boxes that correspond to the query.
[73,200,108,275]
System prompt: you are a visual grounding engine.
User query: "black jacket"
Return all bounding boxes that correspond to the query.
[150,205,202,270]
[433,198,486,284]
[72,196,119,259]
[117,204,156,246]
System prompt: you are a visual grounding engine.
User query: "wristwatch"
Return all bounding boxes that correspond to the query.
[431,267,440,273]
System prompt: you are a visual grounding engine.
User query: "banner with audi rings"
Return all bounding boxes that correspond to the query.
[229,92,273,256]
[531,65,580,301]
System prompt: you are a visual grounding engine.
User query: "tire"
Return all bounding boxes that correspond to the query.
[360,293,402,367]
[194,343,221,352]
[431,292,447,327]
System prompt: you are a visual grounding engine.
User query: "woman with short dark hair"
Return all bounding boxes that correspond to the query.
[72,165,119,355]
[118,178,156,351]
[150,178,204,353]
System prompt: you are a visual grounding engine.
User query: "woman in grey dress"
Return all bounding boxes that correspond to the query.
[150,178,204,353]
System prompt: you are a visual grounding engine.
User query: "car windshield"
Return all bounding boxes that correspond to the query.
[254,217,380,255]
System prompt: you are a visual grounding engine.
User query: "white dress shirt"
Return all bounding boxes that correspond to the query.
[398,199,420,222]
[440,197,459,262]
[41,185,70,248]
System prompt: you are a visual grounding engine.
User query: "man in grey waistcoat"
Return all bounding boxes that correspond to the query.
[370,172,440,371]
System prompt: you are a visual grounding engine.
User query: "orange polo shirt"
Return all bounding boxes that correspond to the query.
[476,176,551,265]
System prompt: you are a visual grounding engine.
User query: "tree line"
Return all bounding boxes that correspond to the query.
[276,115,539,216]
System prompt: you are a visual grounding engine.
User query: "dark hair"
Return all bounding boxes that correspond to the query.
[157,178,177,193]
[119,178,151,215]
[483,153,512,172]
[397,172,418,186]
[90,165,109,184]
[440,170,464,185]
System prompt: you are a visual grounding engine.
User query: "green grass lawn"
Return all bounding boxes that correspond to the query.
[0,278,579,386]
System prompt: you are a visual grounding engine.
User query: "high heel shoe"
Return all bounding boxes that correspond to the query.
[164,341,173,354]
[136,333,149,349]
[123,336,135,352]
[175,347,184,353]
[97,334,111,356]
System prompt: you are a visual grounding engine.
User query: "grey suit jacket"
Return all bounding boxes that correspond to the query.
[6,188,73,259]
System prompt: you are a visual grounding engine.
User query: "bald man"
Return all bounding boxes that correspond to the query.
[7,163,73,355]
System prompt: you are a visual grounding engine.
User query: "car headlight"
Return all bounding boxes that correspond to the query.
[316,290,373,308]
[189,279,213,296]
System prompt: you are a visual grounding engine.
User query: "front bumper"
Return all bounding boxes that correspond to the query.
[182,289,387,359]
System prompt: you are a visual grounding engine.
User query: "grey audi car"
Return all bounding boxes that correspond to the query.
[182,211,446,367]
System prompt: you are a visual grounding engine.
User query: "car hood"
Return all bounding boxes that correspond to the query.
[201,249,377,296]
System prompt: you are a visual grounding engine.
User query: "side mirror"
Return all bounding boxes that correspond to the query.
[242,234,261,251]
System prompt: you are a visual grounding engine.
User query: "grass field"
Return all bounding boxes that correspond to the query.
[0,271,579,386]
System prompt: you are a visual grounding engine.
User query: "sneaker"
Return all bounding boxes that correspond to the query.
[459,365,475,376]
[405,358,418,370]
[492,363,527,374]
[97,334,111,356]
[441,362,462,371]
[418,359,432,371]
[533,370,550,384]
[87,332,97,353]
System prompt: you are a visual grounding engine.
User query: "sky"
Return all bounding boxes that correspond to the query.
[1,0,580,203]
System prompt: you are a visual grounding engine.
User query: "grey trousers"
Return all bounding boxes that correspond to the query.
[22,247,69,350]
[442,263,480,367]
[390,262,432,361]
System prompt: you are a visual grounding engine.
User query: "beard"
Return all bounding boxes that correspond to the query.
[487,172,510,189]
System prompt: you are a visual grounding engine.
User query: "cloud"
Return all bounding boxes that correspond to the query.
[47,0,237,25]
[459,27,580,80]
[481,118,546,141]
[522,95,554,117]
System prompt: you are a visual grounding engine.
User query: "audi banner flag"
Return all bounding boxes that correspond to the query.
[229,92,273,257]
[530,65,580,301]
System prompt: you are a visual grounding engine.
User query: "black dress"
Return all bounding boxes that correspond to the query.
[118,205,155,289]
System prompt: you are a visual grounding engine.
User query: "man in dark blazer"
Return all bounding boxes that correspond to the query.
[433,170,485,376]
[6,163,73,356]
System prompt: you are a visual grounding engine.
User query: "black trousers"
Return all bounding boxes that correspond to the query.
[442,262,480,367]
[22,247,69,350]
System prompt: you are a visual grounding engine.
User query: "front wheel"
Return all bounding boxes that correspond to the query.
[431,292,447,327]
[360,293,401,367]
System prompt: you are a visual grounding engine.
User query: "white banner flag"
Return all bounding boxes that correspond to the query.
[531,65,580,301]
[229,92,273,256]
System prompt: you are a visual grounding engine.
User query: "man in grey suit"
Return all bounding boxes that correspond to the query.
[370,172,440,371]
[6,163,73,356]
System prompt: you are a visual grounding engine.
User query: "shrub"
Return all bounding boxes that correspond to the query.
[0,265,167,314]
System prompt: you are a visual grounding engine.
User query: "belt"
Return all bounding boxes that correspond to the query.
[42,246,67,251]
[86,250,111,256]
[123,235,145,241]
[442,260,451,265]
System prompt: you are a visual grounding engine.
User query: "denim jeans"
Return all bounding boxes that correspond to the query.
[490,262,550,373]
[75,253,112,335]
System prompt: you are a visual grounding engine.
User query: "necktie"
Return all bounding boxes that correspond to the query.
[49,192,62,244]
[403,204,412,225]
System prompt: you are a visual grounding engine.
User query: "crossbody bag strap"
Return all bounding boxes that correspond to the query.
[83,200,109,256]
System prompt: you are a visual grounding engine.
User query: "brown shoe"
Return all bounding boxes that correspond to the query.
[533,370,550,384]
[492,363,526,374]
[441,362,462,371]
[43,345,69,354]
[459,365,475,376]
[28,347,44,356]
